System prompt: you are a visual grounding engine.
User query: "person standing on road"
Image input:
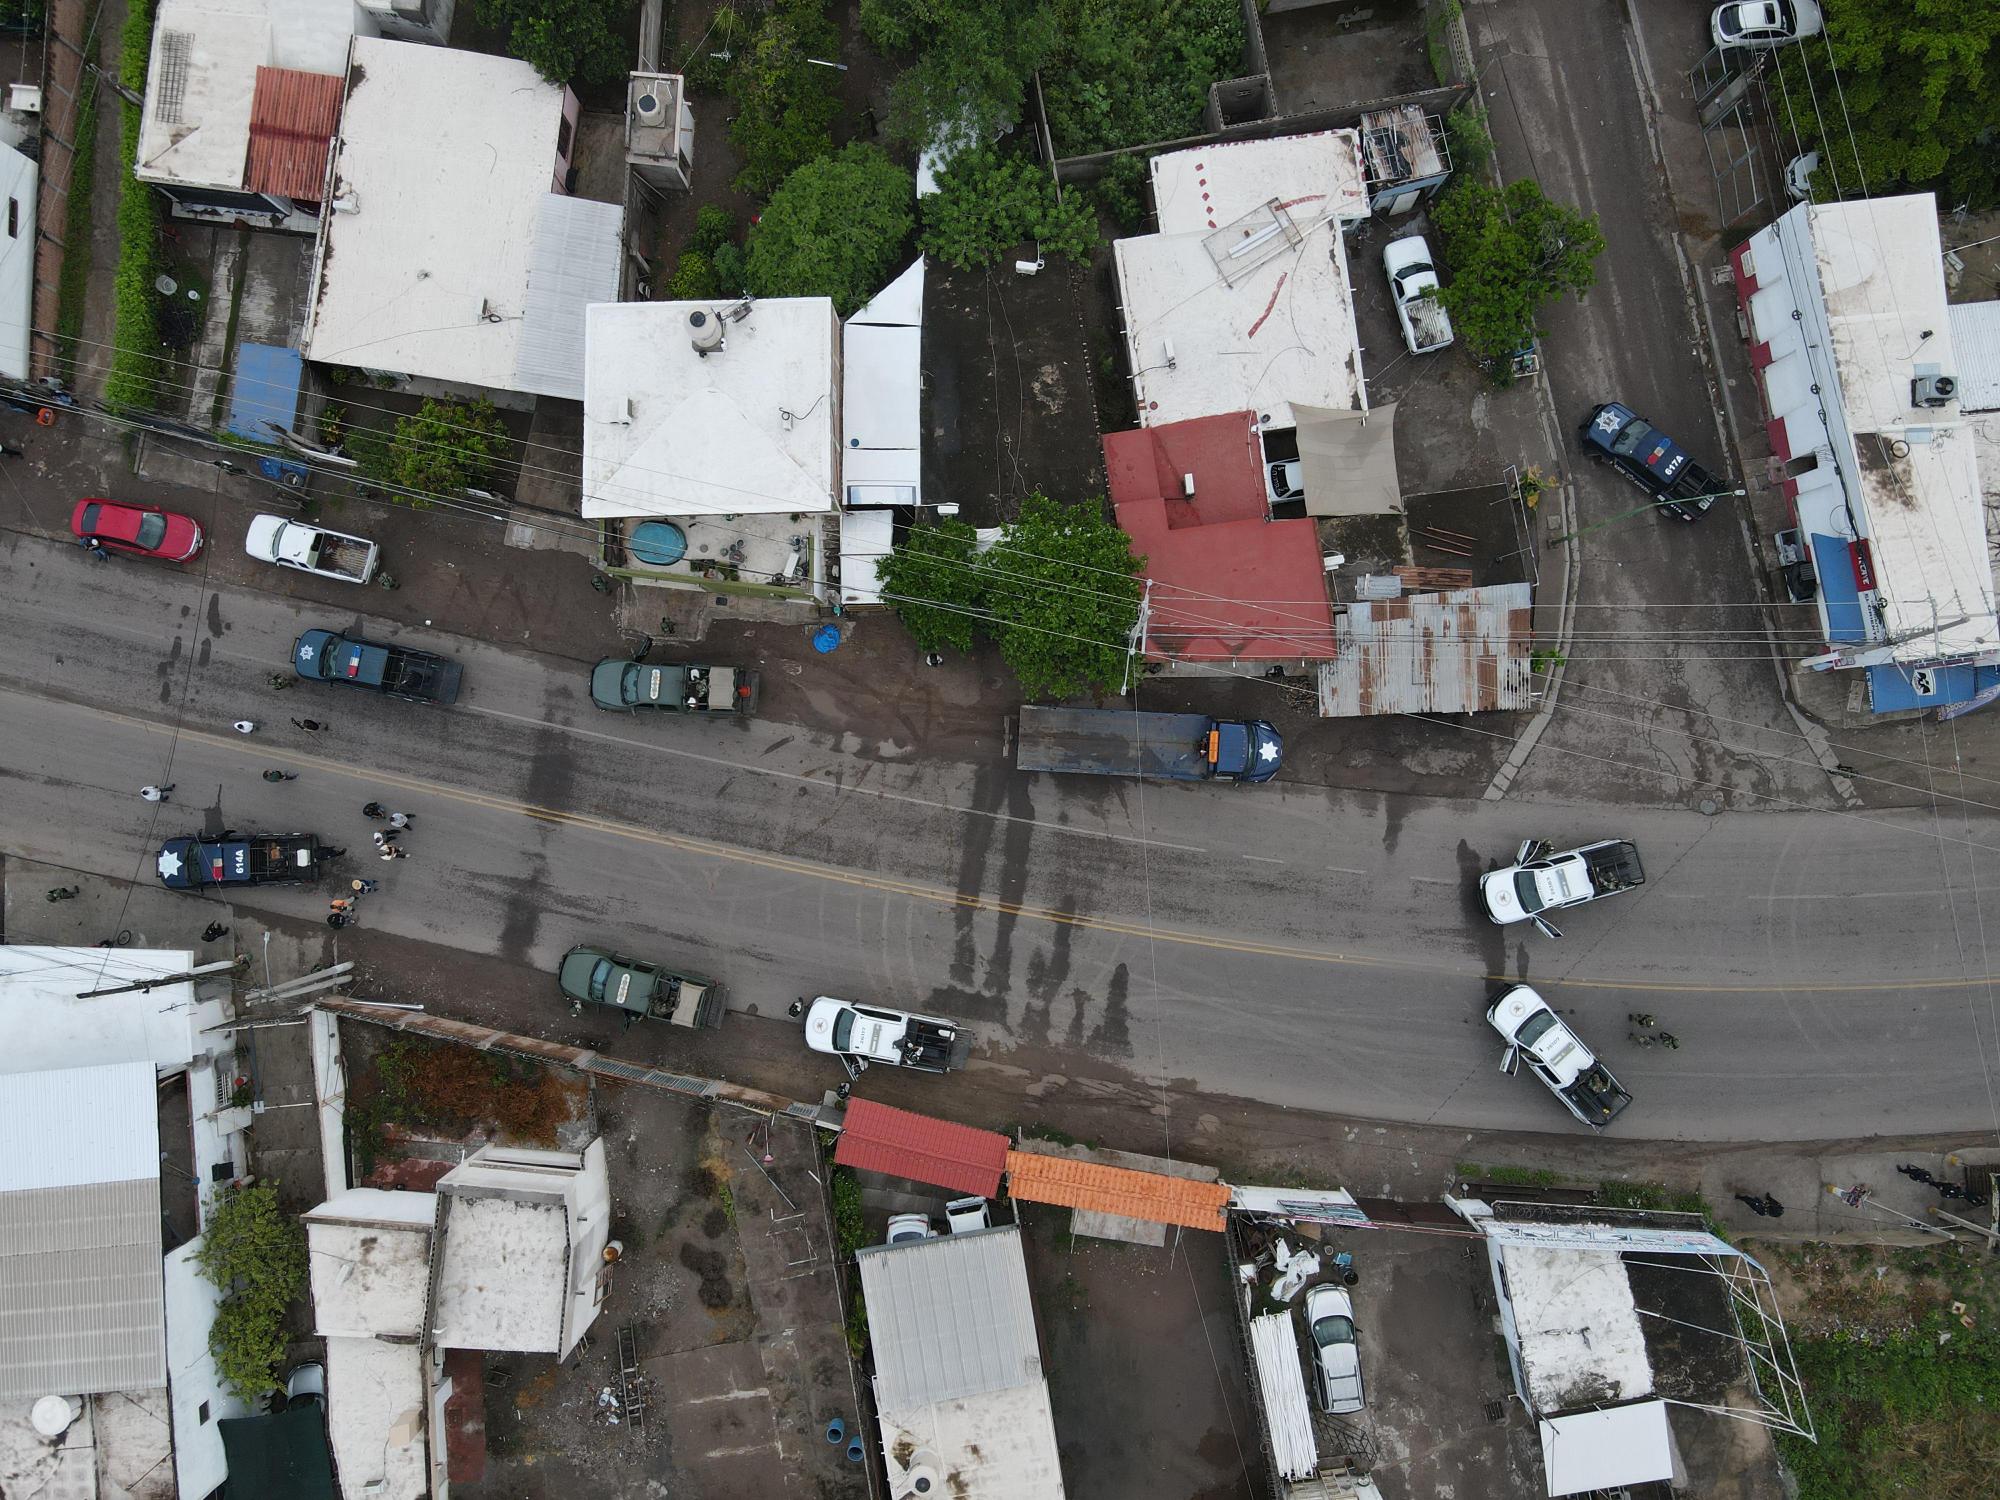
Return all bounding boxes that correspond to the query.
[386,811,413,829]
[379,845,407,861]
[362,802,386,819]
[350,878,379,896]
[292,718,327,733]
[327,912,350,928]
[140,784,173,803]
[328,898,355,915]
[201,920,229,942]
[371,829,399,849]
[1734,1193,1771,1217]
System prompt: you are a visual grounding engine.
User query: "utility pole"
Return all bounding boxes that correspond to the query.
[74,956,244,999]
[1123,579,1153,695]
[1551,488,1747,545]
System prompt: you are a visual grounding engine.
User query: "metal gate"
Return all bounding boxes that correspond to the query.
[1687,47,1772,230]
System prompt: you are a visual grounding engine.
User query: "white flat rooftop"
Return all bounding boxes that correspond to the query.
[877,1382,1068,1500]
[430,1194,568,1352]
[1538,1401,1674,1498]
[1116,131,1370,431]
[137,0,355,192]
[306,1189,436,1339]
[305,37,574,391]
[583,298,839,519]
[0,945,209,1074]
[1499,1244,1653,1412]
[325,1334,428,1500]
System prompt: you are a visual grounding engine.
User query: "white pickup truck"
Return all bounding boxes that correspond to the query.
[803,996,968,1075]
[1479,837,1645,939]
[1488,984,1632,1128]
[1383,234,1454,354]
[245,514,380,584]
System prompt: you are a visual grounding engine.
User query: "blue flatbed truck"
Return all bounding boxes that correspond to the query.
[1013,705,1283,783]
[157,833,329,890]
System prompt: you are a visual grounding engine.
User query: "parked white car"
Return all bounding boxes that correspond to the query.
[1382,234,1454,354]
[1304,1284,1365,1414]
[1711,0,1822,50]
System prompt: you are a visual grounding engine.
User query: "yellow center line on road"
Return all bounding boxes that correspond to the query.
[144,720,2000,998]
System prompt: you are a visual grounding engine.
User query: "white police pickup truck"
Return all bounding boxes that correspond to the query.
[1480,837,1645,939]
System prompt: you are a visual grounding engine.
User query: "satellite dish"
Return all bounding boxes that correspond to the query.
[32,1395,81,1438]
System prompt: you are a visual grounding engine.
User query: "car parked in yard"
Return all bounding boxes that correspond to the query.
[1304,1284,1365,1415]
[1382,233,1454,354]
[69,498,204,561]
[1579,402,1734,522]
[1711,0,1821,49]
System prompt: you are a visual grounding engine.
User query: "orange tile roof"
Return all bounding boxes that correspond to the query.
[245,67,343,202]
[1005,1150,1229,1231]
[835,1099,1008,1197]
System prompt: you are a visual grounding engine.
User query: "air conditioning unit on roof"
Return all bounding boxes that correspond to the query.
[1912,372,1957,408]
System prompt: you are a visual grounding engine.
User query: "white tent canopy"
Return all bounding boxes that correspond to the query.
[1538,1402,1674,1496]
[1294,402,1400,516]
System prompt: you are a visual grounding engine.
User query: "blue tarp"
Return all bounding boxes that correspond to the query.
[1809,534,1866,642]
[225,343,303,442]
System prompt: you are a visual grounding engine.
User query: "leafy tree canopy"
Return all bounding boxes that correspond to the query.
[919,147,1099,270]
[728,0,842,195]
[746,144,916,315]
[1040,0,1245,156]
[359,396,511,501]
[1432,177,1605,367]
[876,517,983,653]
[861,0,1056,149]
[879,494,1144,697]
[196,1183,309,1399]
[477,0,628,89]
[1804,1,2000,207]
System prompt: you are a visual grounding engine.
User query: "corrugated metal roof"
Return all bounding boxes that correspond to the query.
[514,193,623,400]
[1316,582,1534,717]
[0,1063,166,1396]
[854,1225,1043,1409]
[834,1099,1008,1197]
[1948,300,2000,412]
[245,66,342,202]
[1003,1151,1229,1231]
[0,1062,161,1191]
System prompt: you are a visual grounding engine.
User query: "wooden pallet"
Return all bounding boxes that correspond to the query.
[1393,565,1475,591]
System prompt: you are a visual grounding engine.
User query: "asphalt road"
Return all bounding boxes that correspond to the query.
[1469,0,1836,809]
[5,537,2000,1141]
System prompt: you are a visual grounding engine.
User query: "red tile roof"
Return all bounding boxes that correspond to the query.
[1105,412,1337,663]
[1005,1150,1229,1231]
[245,67,343,202]
[834,1099,1008,1197]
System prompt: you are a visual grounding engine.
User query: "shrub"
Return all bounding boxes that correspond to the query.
[371,1036,575,1144]
[711,241,749,296]
[680,5,746,93]
[664,250,719,300]
[1433,176,1604,369]
[746,144,915,315]
[105,0,163,410]
[54,72,99,369]
[691,204,737,257]
[357,396,511,501]
[196,1183,307,1400]
[1093,152,1150,231]
[862,0,1056,151]
[728,0,841,195]
[475,0,628,88]
[919,147,1099,270]
[1041,0,1246,156]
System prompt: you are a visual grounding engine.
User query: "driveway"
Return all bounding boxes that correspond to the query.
[1466,0,1838,812]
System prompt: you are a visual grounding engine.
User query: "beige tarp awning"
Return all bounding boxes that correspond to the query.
[1294,401,1401,516]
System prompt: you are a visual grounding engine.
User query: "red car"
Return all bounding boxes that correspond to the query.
[69,498,204,562]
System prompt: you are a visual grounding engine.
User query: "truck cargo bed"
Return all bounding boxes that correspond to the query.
[1015,705,1218,779]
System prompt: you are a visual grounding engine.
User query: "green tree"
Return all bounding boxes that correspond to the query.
[746,144,915,315]
[1040,0,1245,156]
[986,493,1144,698]
[728,0,841,195]
[1432,177,1605,367]
[1093,152,1151,231]
[196,1183,308,1400]
[919,147,1099,270]
[359,396,511,500]
[877,517,984,653]
[1802,1,2000,207]
[862,0,1056,149]
[476,0,629,88]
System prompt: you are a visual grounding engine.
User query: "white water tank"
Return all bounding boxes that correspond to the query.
[688,310,724,356]
[32,1394,82,1438]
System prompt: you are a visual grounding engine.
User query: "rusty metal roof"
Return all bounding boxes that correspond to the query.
[1316,582,1535,717]
[245,66,343,202]
[834,1099,1008,1197]
[1004,1150,1229,1231]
